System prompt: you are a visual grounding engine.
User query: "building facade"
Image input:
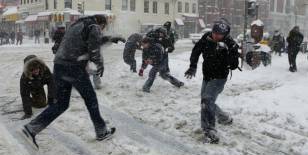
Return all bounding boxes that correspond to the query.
[15,0,200,38]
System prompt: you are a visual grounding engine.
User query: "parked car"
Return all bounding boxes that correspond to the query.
[189,28,211,44]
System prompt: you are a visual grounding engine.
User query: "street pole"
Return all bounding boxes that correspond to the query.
[243,0,248,43]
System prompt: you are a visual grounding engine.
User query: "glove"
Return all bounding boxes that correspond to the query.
[184,68,196,79]
[96,65,104,77]
[20,114,32,120]
[166,46,175,53]
[110,37,126,44]
[139,68,144,77]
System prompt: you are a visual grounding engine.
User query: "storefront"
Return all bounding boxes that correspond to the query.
[2,6,19,32]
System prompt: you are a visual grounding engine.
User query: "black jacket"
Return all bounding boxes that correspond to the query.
[189,32,239,81]
[54,16,104,68]
[141,43,164,69]
[146,28,174,53]
[123,33,143,58]
[287,29,303,51]
[20,57,55,115]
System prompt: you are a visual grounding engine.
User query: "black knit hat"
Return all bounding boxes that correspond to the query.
[212,18,231,36]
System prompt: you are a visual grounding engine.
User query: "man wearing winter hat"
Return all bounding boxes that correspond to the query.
[20,55,55,120]
[185,18,240,144]
[21,15,121,149]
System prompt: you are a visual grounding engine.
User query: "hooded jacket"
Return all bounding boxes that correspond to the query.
[20,56,55,115]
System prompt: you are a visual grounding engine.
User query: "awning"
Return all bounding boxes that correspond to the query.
[63,8,81,16]
[37,11,52,21]
[199,19,206,28]
[180,13,199,18]
[2,6,19,21]
[175,18,184,26]
[24,15,38,22]
[16,20,25,24]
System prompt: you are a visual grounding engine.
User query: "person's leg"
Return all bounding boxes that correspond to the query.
[293,50,299,71]
[72,68,107,136]
[288,49,294,71]
[143,67,158,92]
[92,74,102,89]
[25,64,72,135]
[200,79,227,131]
[131,51,137,72]
[160,71,183,88]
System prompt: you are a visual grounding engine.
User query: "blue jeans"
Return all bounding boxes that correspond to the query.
[26,63,107,136]
[201,79,228,131]
[143,61,182,91]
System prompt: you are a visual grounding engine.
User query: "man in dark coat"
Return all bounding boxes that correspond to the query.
[140,38,184,93]
[123,33,143,72]
[287,26,304,72]
[10,31,15,44]
[22,15,118,149]
[271,30,285,56]
[51,26,66,54]
[20,55,55,120]
[185,18,239,144]
[16,30,23,45]
[34,29,41,44]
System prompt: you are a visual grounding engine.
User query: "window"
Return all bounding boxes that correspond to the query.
[122,0,128,11]
[130,0,136,11]
[192,3,196,13]
[27,0,29,4]
[20,0,22,5]
[144,0,149,13]
[276,0,284,13]
[45,0,48,10]
[153,1,158,14]
[64,0,72,8]
[270,0,275,12]
[285,0,291,13]
[185,2,189,13]
[106,0,111,10]
[54,0,57,9]
[165,3,169,14]
[178,1,182,13]
[31,0,33,3]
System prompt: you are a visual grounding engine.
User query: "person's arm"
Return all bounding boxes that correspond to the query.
[189,35,205,69]
[141,49,149,69]
[87,25,104,70]
[20,75,32,116]
[224,36,240,70]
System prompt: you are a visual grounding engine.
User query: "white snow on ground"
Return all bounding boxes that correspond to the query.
[0,39,308,155]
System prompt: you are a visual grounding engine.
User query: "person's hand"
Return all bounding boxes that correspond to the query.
[111,37,126,44]
[139,68,144,77]
[184,68,196,79]
[97,66,104,77]
[166,47,175,53]
[20,114,32,120]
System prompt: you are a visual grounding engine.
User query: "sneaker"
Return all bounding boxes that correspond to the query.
[142,88,150,93]
[204,129,219,144]
[176,82,184,88]
[21,125,39,150]
[218,117,233,125]
[96,127,116,141]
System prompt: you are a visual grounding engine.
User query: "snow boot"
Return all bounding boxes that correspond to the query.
[175,82,184,88]
[218,117,233,126]
[21,125,39,150]
[96,127,116,141]
[204,129,219,144]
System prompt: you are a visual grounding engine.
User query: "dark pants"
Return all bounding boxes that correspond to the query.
[143,62,182,91]
[288,48,299,71]
[34,36,40,44]
[201,79,228,132]
[163,53,170,72]
[123,44,137,71]
[26,63,106,136]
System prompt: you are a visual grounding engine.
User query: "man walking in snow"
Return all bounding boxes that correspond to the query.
[22,15,116,149]
[287,26,303,72]
[123,33,143,72]
[185,18,239,144]
[140,37,184,93]
[20,55,55,120]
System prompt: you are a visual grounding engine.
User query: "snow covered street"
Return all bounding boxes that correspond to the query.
[1,39,308,155]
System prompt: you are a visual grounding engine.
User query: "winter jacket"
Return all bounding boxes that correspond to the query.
[20,56,55,115]
[141,43,164,69]
[166,28,178,45]
[287,29,303,52]
[123,33,143,58]
[189,32,239,81]
[146,28,174,53]
[54,16,104,69]
[52,28,65,54]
